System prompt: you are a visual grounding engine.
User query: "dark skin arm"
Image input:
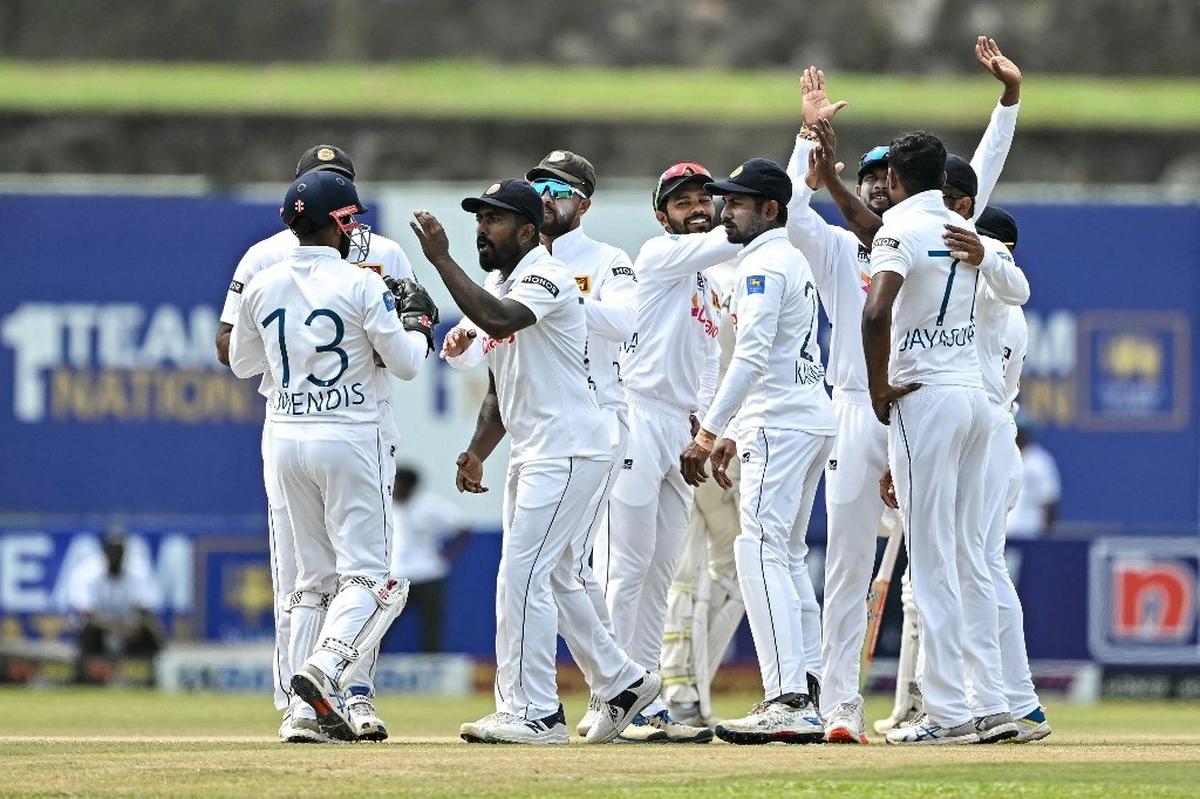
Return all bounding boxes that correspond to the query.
[456,370,505,493]
[862,271,922,424]
[215,323,233,367]
[813,118,883,248]
[410,210,536,339]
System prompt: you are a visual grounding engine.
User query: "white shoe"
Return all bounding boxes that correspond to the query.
[824,701,868,744]
[481,706,568,745]
[345,694,388,741]
[714,694,824,745]
[585,672,662,744]
[973,712,1019,744]
[278,710,334,744]
[616,709,713,743]
[576,696,601,737]
[873,693,923,735]
[290,664,356,742]
[885,713,978,745]
[1013,706,1052,743]
[460,712,507,743]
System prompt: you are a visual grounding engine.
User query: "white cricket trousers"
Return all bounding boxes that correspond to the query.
[598,391,694,673]
[262,418,298,710]
[736,426,833,701]
[271,423,396,688]
[889,385,1005,728]
[977,405,1039,717]
[661,456,743,712]
[493,455,643,720]
[820,389,889,712]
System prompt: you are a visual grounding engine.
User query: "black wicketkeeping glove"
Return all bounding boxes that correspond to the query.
[389,277,439,354]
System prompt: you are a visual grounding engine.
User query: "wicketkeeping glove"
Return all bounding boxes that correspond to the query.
[385,276,439,354]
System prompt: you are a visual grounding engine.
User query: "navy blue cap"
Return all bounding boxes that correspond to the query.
[858,145,889,180]
[461,179,544,229]
[281,169,366,229]
[977,205,1019,247]
[944,154,978,198]
[704,158,792,206]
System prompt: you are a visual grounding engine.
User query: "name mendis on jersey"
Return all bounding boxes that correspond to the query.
[272,382,367,415]
[898,323,976,352]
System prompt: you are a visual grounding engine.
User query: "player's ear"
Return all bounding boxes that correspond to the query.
[763,199,781,224]
[578,197,592,216]
[654,209,669,231]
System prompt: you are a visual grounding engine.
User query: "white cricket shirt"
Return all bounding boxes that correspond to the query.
[229,246,427,432]
[702,228,836,436]
[1002,306,1029,411]
[548,226,638,413]
[620,227,740,414]
[870,190,983,389]
[973,237,1029,406]
[455,246,611,464]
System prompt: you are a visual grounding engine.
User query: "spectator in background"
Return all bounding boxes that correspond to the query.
[72,532,164,682]
[391,466,470,652]
[1007,423,1062,538]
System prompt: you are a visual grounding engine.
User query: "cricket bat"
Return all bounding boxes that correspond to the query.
[859,527,903,692]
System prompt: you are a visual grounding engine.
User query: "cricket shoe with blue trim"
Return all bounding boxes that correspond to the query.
[345,692,388,741]
[715,694,824,745]
[585,672,663,744]
[973,712,1019,743]
[482,706,569,745]
[885,712,978,745]
[1013,707,1052,743]
[616,709,713,743]
[824,701,869,744]
[278,709,335,744]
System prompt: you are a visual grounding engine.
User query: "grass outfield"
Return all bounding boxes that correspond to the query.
[0,60,1197,130]
[2,689,1199,798]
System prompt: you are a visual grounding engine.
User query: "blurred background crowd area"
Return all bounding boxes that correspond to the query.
[0,1,1198,701]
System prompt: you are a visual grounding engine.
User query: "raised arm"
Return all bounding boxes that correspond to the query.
[636,226,740,286]
[971,36,1022,219]
[813,119,884,246]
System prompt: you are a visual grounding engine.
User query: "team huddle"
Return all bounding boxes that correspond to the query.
[217,35,1052,746]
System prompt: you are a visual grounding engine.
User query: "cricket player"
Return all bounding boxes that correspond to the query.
[680,159,836,744]
[592,161,739,742]
[229,170,436,741]
[413,180,658,745]
[520,151,658,739]
[215,145,416,742]
[861,131,1014,745]
[661,258,743,729]
[784,38,1023,742]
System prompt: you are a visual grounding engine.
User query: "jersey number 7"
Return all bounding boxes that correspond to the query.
[927,250,978,327]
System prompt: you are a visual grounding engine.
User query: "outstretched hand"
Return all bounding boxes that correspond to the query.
[975,36,1022,103]
[805,118,845,190]
[410,210,452,265]
[801,65,849,126]
[455,451,488,494]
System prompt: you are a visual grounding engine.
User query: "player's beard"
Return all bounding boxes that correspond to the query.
[540,202,579,238]
[667,209,715,235]
[478,230,521,273]
[723,213,768,245]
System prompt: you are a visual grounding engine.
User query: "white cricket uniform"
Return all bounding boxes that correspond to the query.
[700,228,836,700]
[783,100,1020,715]
[662,262,744,718]
[446,245,643,720]
[971,239,1041,718]
[221,228,414,708]
[596,226,739,685]
[871,189,1005,728]
[229,245,427,689]
[548,227,639,645]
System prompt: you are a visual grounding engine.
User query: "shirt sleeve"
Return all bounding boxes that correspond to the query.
[696,332,720,419]
[970,101,1020,221]
[228,287,268,379]
[219,246,266,326]
[584,252,638,343]
[506,266,572,322]
[869,226,913,278]
[701,264,784,436]
[978,238,1029,306]
[444,317,485,370]
[784,135,858,292]
[382,240,417,282]
[635,227,741,285]
[360,271,428,381]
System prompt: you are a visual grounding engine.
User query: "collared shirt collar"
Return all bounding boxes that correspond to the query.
[292,245,342,261]
[499,244,550,288]
[737,226,789,261]
[548,226,590,261]
[881,189,945,223]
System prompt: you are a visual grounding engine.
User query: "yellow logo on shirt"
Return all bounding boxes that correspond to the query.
[575,275,591,294]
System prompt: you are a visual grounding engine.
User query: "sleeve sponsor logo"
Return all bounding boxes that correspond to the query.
[612,265,636,281]
[382,290,396,312]
[746,274,766,294]
[872,237,901,250]
[521,274,560,297]
[229,280,244,294]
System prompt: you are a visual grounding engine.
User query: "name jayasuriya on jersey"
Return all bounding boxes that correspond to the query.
[898,322,977,352]
[271,382,367,416]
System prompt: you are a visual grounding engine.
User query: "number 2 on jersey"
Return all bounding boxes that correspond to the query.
[261,308,349,389]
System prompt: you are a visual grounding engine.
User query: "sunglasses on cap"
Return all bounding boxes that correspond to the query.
[531,178,586,200]
[858,145,889,171]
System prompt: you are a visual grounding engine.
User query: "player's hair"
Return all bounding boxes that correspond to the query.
[289,216,335,237]
[887,131,947,195]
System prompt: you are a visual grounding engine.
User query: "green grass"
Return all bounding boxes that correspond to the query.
[2,689,1199,798]
[0,60,1197,130]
